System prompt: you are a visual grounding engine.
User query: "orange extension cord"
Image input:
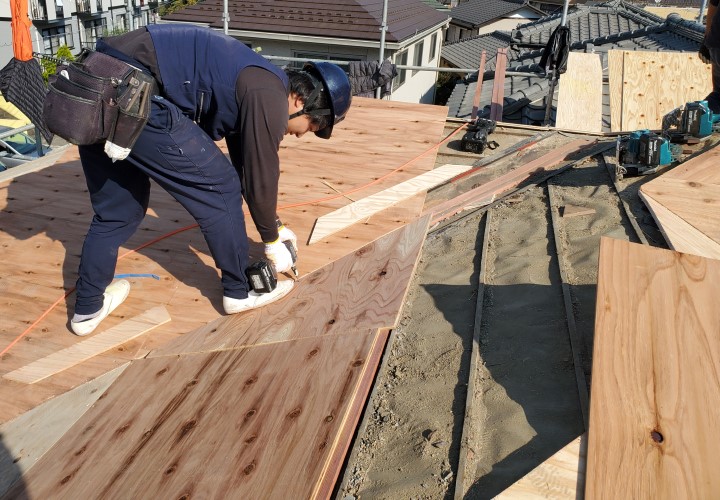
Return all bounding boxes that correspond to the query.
[0,123,467,358]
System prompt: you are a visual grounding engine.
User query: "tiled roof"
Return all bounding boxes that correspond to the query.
[450,0,529,27]
[441,31,516,70]
[444,0,705,129]
[162,0,450,44]
[420,0,451,12]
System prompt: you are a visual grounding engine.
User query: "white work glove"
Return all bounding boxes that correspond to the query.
[264,239,293,274]
[278,224,298,253]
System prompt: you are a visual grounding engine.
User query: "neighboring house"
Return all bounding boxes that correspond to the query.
[0,0,156,64]
[161,0,450,105]
[444,0,705,129]
[446,0,544,42]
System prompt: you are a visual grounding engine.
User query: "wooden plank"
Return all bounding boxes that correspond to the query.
[560,204,596,218]
[586,238,720,499]
[149,215,430,357]
[454,211,491,500]
[555,52,603,132]
[489,48,508,122]
[661,143,720,184]
[4,306,171,384]
[470,50,487,120]
[308,165,468,244]
[617,51,712,131]
[496,434,586,499]
[640,177,720,243]
[638,190,720,259]
[423,139,593,225]
[608,50,625,132]
[12,330,388,499]
[0,364,128,497]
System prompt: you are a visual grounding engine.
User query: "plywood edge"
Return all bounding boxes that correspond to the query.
[311,328,391,499]
[639,190,720,259]
[495,434,587,499]
[308,164,470,244]
[0,363,129,497]
[4,306,171,384]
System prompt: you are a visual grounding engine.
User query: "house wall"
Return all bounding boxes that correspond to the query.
[390,30,442,105]
[0,0,154,65]
[446,7,541,41]
[233,27,446,106]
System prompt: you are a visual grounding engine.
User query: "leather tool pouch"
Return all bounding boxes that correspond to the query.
[43,50,155,150]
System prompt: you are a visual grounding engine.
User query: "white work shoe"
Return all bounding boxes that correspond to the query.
[223,280,294,315]
[70,280,131,336]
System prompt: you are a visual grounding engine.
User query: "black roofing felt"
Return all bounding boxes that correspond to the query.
[443,0,706,129]
[450,0,528,27]
[162,0,449,43]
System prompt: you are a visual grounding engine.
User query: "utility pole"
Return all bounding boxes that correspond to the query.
[223,0,229,34]
[699,0,709,25]
[375,0,388,99]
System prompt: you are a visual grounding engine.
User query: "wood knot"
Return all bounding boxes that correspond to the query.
[244,376,257,386]
[287,407,302,419]
[352,359,364,367]
[244,409,257,421]
[165,463,178,475]
[243,460,256,475]
[307,348,319,359]
[651,430,664,443]
[245,434,257,444]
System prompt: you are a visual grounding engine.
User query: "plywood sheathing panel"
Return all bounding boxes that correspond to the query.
[608,50,712,132]
[608,50,625,132]
[11,330,388,499]
[0,97,448,424]
[0,364,128,497]
[556,52,603,132]
[586,238,720,499]
[639,144,720,258]
[4,307,170,384]
[149,215,430,357]
[497,434,586,499]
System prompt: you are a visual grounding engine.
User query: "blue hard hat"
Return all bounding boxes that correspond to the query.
[303,61,352,139]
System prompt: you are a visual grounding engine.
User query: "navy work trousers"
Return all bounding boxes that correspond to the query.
[707,46,720,113]
[75,96,250,315]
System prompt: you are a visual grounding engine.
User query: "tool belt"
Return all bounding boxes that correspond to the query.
[43,50,155,157]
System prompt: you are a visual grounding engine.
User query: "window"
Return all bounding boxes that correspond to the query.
[292,52,360,70]
[412,41,424,76]
[41,25,74,54]
[83,18,107,49]
[393,50,408,91]
[429,33,437,61]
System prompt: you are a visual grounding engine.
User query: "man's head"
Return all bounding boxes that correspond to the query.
[286,62,352,139]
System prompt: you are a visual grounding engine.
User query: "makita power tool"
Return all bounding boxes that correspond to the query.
[615,130,682,181]
[662,100,720,143]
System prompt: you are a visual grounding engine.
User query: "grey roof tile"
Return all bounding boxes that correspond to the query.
[445,1,706,130]
[163,0,449,43]
[450,0,527,27]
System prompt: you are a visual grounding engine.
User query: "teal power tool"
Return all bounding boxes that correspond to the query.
[615,130,682,181]
[662,100,720,143]
[245,240,298,294]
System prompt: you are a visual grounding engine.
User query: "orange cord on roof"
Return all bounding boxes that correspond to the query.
[0,123,467,358]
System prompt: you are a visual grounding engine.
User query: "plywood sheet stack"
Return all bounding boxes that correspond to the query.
[639,144,720,259]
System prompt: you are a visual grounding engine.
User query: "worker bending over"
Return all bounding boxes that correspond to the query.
[67,24,351,335]
[701,0,720,112]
